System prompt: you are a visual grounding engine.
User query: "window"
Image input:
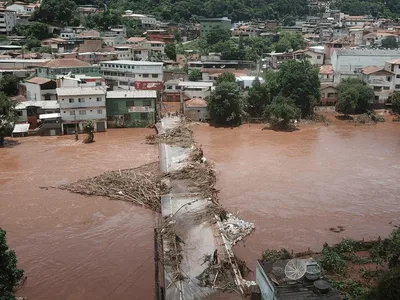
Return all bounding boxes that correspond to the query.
[143,74,149,78]
[396,85,400,89]
[140,113,148,120]
[317,55,321,59]
[387,76,392,82]
[69,98,74,103]
[78,98,85,102]
[79,110,86,115]
[396,75,400,78]
[97,109,103,114]
[143,100,151,107]
[63,111,66,113]
[374,86,382,91]
[152,74,158,78]
[96,97,102,101]
[69,111,75,116]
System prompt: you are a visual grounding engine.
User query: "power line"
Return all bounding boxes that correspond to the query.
[101,254,153,300]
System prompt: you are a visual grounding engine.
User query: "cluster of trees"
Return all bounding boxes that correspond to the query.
[207,59,320,128]
[32,0,79,26]
[13,22,53,51]
[334,0,400,18]
[388,92,400,115]
[335,78,375,115]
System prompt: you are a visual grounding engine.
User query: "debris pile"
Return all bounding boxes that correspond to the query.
[197,257,238,292]
[59,162,167,212]
[159,122,193,148]
[220,214,255,246]
[145,133,158,145]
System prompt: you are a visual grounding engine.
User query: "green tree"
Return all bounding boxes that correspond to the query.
[375,267,400,300]
[246,77,271,118]
[0,228,24,297]
[0,75,19,97]
[33,0,78,26]
[188,69,201,81]
[335,88,359,115]
[165,42,177,61]
[216,72,236,84]
[265,95,300,129]
[25,38,41,51]
[388,92,400,115]
[206,26,231,46]
[274,32,304,52]
[277,59,320,117]
[381,36,399,49]
[208,81,243,126]
[83,121,95,144]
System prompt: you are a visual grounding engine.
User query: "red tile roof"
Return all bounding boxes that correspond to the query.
[127,37,147,43]
[361,66,384,75]
[42,58,91,68]
[25,77,53,84]
[185,98,208,108]
[319,65,333,75]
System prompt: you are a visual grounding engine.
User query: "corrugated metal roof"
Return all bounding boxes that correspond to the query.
[15,100,59,110]
[178,81,213,88]
[106,90,157,99]
[56,87,106,96]
[42,58,91,68]
[335,49,400,56]
[12,123,30,133]
[100,60,163,66]
[39,113,61,119]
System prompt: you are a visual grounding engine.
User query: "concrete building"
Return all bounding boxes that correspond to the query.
[199,17,231,38]
[57,86,107,134]
[363,32,399,47]
[15,100,59,130]
[384,59,400,92]
[293,49,324,66]
[101,35,127,47]
[126,37,148,46]
[36,58,100,79]
[99,60,163,90]
[319,65,334,83]
[106,90,157,127]
[177,81,213,99]
[40,38,76,53]
[343,15,373,27]
[184,97,209,121]
[23,77,57,101]
[320,84,338,105]
[360,66,394,104]
[114,44,150,61]
[0,9,16,35]
[331,49,400,83]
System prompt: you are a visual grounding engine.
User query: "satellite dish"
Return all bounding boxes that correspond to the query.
[284,259,307,281]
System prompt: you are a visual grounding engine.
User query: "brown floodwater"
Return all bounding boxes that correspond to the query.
[193,122,400,283]
[0,129,159,300]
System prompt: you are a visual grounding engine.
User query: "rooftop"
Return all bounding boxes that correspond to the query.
[178,81,214,88]
[320,65,333,75]
[127,37,147,43]
[15,100,59,110]
[100,60,163,66]
[41,58,92,68]
[335,49,400,56]
[25,77,53,85]
[106,90,157,99]
[387,59,400,64]
[56,87,106,96]
[361,66,393,75]
[185,97,208,108]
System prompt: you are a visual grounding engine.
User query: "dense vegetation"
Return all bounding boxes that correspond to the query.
[335,0,400,18]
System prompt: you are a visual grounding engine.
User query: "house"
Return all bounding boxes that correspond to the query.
[319,65,334,83]
[144,29,174,43]
[23,77,57,101]
[99,60,163,90]
[331,49,400,84]
[320,84,338,105]
[0,9,16,35]
[232,25,260,38]
[101,35,127,47]
[293,49,324,65]
[36,58,100,79]
[57,74,106,88]
[6,1,39,15]
[122,12,158,29]
[38,113,62,136]
[188,57,254,70]
[56,86,107,134]
[40,38,76,53]
[144,40,165,55]
[343,15,373,27]
[127,37,148,46]
[236,76,265,89]
[256,259,341,300]
[363,32,399,47]
[184,98,209,121]
[360,66,394,104]
[114,44,150,61]
[15,100,59,129]
[176,53,200,67]
[200,17,231,38]
[200,68,248,81]
[323,40,347,65]
[384,59,400,92]
[177,81,213,99]
[76,51,118,64]
[106,90,157,127]
[265,52,294,69]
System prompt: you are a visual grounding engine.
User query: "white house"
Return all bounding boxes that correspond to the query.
[331,49,400,83]
[23,77,57,101]
[56,86,107,134]
[384,59,400,92]
[293,49,324,65]
[0,9,16,35]
[177,81,213,99]
[99,60,163,90]
[360,66,394,104]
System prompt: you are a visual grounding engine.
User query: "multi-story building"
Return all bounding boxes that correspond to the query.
[56,86,107,134]
[23,77,57,101]
[106,90,157,127]
[384,59,400,92]
[36,58,100,79]
[199,17,231,38]
[360,66,394,104]
[342,15,373,27]
[0,9,16,35]
[114,44,150,61]
[331,49,400,83]
[99,60,163,90]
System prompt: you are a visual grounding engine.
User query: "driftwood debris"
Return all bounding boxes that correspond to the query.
[159,123,193,148]
[59,162,168,212]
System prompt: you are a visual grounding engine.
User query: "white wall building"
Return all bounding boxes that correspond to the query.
[99,60,163,90]
[331,49,400,83]
[360,66,394,104]
[23,77,57,101]
[177,81,213,99]
[56,87,107,134]
[0,9,16,35]
[385,59,400,92]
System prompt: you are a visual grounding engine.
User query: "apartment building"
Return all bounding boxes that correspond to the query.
[56,86,107,134]
[200,17,231,38]
[360,66,394,104]
[36,58,100,79]
[0,9,16,35]
[384,59,400,92]
[99,60,163,90]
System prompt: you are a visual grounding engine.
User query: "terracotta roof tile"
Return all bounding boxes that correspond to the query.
[127,37,147,43]
[319,65,333,75]
[361,66,384,75]
[25,77,53,84]
[185,98,208,108]
[42,58,91,68]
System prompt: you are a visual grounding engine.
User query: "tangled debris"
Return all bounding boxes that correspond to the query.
[145,133,158,145]
[159,122,193,148]
[59,162,168,212]
[220,214,255,246]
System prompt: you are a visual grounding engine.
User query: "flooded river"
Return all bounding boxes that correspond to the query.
[193,122,400,281]
[2,122,400,300]
[0,129,158,300]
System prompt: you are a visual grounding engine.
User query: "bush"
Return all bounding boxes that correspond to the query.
[375,267,400,300]
[319,247,348,273]
[262,248,292,262]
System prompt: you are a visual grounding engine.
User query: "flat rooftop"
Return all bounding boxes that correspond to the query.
[100,60,163,66]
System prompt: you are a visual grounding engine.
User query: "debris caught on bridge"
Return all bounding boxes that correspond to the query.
[220,214,255,246]
[159,122,193,148]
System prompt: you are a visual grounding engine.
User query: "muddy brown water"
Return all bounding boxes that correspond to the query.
[0,129,158,300]
[193,122,400,286]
